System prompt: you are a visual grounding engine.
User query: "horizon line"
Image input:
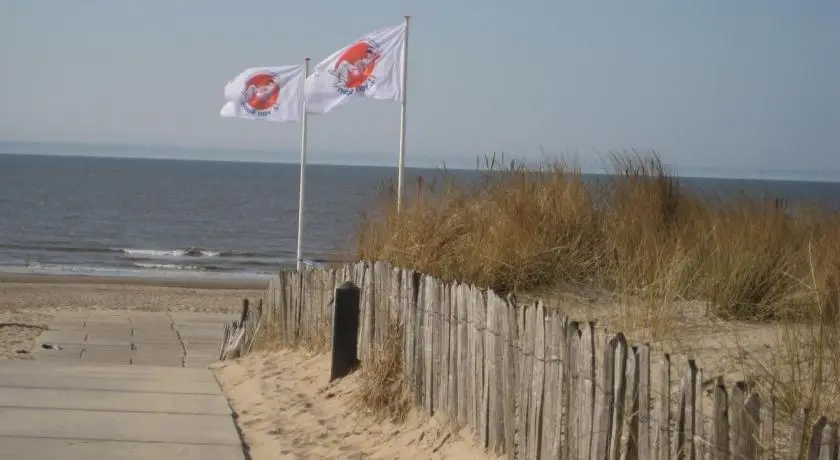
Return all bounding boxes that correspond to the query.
[1,139,839,183]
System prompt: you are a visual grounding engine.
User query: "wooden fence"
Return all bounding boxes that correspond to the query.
[258,260,839,459]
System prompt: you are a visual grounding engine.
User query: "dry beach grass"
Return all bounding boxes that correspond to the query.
[355,151,840,431]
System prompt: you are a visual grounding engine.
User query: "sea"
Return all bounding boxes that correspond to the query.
[2,147,840,282]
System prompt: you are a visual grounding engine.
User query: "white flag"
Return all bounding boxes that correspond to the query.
[304,21,407,114]
[220,64,306,122]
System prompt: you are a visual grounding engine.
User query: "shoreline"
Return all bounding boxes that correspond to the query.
[0,272,271,290]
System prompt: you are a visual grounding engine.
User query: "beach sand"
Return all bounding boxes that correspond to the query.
[213,349,499,460]
[0,273,267,360]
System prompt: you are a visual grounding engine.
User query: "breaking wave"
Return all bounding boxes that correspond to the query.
[131,262,224,271]
[121,248,222,257]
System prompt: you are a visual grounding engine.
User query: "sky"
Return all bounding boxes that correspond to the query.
[0,0,838,176]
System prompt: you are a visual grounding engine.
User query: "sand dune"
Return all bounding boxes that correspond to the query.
[213,349,500,460]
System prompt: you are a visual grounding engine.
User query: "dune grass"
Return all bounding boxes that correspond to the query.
[354,151,840,423]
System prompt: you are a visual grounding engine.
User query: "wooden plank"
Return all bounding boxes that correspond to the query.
[729,382,746,459]
[579,322,596,459]
[295,270,305,344]
[742,391,760,459]
[710,377,729,459]
[371,261,385,347]
[482,290,495,449]
[351,263,363,355]
[303,269,311,344]
[288,270,296,344]
[808,416,828,458]
[284,271,292,345]
[526,302,546,460]
[316,268,325,337]
[423,276,434,415]
[694,368,705,460]
[758,394,774,460]
[517,303,535,456]
[361,262,375,357]
[275,273,282,327]
[326,269,336,328]
[486,291,503,453]
[391,266,402,326]
[500,294,517,459]
[609,333,629,460]
[412,273,425,408]
[656,353,671,460]
[623,346,641,460]
[787,407,808,460]
[399,269,409,376]
[677,360,699,460]
[563,321,581,460]
[307,268,314,343]
[274,273,281,328]
[593,332,619,460]
[465,284,476,429]
[476,287,488,446]
[431,277,442,416]
[305,269,314,344]
[265,276,274,328]
[279,272,287,345]
[513,300,525,458]
[438,280,451,414]
[298,268,306,343]
[453,283,466,426]
[471,284,482,434]
[292,271,301,344]
[311,268,321,344]
[551,312,569,459]
[638,345,653,460]
[403,270,416,386]
[818,422,838,460]
[541,309,561,459]
[383,263,396,343]
[288,270,296,345]
[448,283,459,419]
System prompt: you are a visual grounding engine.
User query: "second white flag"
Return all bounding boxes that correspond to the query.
[304,21,407,114]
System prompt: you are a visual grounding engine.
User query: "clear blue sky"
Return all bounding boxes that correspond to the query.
[0,0,838,175]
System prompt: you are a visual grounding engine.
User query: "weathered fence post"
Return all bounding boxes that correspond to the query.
[330,281,361,381]
[239,298,250,326]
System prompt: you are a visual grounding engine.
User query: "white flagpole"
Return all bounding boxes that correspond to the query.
[295,57,311,271]
[396,15,411,212]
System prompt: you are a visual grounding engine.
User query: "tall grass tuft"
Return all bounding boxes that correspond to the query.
[357,150,838,320]
[355,317,412,422]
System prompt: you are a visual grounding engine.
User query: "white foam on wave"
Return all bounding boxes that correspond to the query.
[132,262,208,271]
[121,248,221,257]
[122,248,186,257]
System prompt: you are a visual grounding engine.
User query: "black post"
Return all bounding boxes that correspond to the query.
[239,298,250,326]
[330,281,360,381]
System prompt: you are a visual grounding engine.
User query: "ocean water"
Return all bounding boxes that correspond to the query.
[1,150,839,280]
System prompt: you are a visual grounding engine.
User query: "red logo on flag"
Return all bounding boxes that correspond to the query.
[241,73,281,114]
[332,41,381,91]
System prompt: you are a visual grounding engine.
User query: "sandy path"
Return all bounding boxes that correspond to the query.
[213,349,499,460]
[0,275,265,360]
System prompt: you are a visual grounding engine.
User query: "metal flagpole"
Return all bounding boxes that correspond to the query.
[396,15,411,212]
[295,57,311,271]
